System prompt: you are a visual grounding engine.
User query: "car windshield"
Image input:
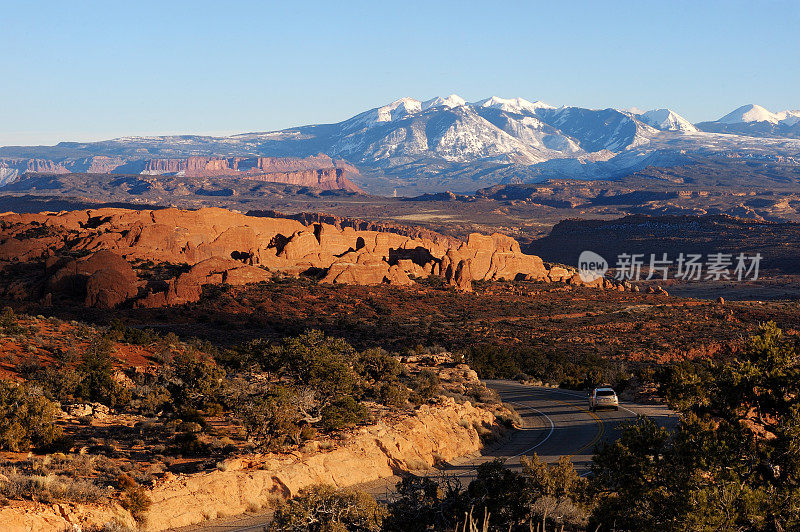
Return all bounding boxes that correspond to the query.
[596,390,616,396]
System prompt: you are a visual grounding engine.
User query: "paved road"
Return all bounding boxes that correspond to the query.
[465,380,675,474]
[174,381,675,531]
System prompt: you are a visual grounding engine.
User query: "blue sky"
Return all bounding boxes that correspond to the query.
[1,0,798,145]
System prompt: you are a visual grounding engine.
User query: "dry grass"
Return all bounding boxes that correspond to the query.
[0,467,107,504]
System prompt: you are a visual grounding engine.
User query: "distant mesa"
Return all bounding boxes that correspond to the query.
[0,154,363,193]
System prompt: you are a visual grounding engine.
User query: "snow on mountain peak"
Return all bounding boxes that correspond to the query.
[473,96,554,114]
[718,104,781,124]
[376,97,422,122]
[357,95,468,126]
[640,108,698,132]
[776,110,800,127]
[422,94,467,110]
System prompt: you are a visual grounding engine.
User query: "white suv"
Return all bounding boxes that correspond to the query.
[588,386,619,411]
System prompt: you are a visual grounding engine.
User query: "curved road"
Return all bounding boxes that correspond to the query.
[453,380,675,476]
[175,381,675,531]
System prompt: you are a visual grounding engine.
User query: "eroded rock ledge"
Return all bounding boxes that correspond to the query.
[0,207,620,308]
[0,398,498,531]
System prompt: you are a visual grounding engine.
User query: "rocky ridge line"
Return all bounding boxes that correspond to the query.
[0,207,618,309]
[0,155,363,192]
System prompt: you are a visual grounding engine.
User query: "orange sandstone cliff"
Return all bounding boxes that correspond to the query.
[0,206,609,309]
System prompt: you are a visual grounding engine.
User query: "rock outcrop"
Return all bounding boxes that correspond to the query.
[0,501,135,532]
[48,250,139,309]
[144,397,496,530]
[0,396,498,532]
[136,257,271,307]
[0,206,616,308]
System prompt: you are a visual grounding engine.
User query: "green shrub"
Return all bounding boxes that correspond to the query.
[356,348,402,383]
[0,381,62,451]
[132,383,170,415]
[107,320,159,346]
[411,370,440,404]
[165,350,224,411]
[0,468,105,504]
[26,363,81,404]
[320,396,369,431]
[235,386,301,450]
[384,456,588,531]
[383,475,465,532]
[263,330,360,402]
[0,307,25,335]
[378,382,410,408]
[169,431,209,457]
[299,424,317,441]
[75,336,131,407]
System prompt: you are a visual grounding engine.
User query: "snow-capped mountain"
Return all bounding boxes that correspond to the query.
[696,104,800,139]
[638,109,698,132]
[474,96,555,114]
[257,95,664,167]
[334,102,549,165]
[2,96,800,194]
[718,104,783,124]
[422,94,467,111]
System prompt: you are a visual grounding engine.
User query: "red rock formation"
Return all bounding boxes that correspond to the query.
[48,250,139,308]
[141,159,187,174]
[137,257,271,307]
[2,155,363,193]
[140,155,364,192]
[245,168,362,192]
[0,206,604,308]
[81,156,129,174]
[0,236,60,262]
[451,259,473,292]
[439,233,548,288]
[249,210,458,246]
[0,158,70,176]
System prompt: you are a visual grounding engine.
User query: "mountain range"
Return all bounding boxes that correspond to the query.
[2,97,799,195]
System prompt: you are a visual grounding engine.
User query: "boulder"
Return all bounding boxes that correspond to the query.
[85,268,138,309]
[224,265,272,285]
[386,265,414,286]
[50,250,139,308]
[0,236,60,261]
[547,266,571,282]
[447,232,547,282]
[67,402,111,420]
